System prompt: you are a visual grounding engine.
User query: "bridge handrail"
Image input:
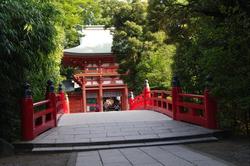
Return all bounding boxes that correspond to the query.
[133,94,144,102]
[129,94,144,110]
[147,90,174,117]
[178,93,204,99]
[33,100,50,107]
[21,82,69,141]
[151,90,172,95]
[129,79,217,129]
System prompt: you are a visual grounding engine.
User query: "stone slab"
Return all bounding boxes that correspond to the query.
[15,110,220,152]
[73,146,234,166]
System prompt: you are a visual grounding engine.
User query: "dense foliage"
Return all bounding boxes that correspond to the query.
[0,0,63,141]
[54,0,102,48]
[111,0,175,93]
[148,0,250,135]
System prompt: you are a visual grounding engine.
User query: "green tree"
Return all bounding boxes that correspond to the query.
[148,0,250,134]
[0,0,63,141]
[111,0,147,93]
[95,0,125,26]
[54,0,101,48]
[137,31,175,89]
[111,0,175,93]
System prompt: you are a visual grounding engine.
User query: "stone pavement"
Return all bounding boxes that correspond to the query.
[27,111,217,146]
[8,111,235,166]
[75,145,233,166]
[0,145,235,166]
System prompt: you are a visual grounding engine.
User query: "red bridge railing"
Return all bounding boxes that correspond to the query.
[129,78,217,129]
[129,94,144,110]
[21,81,69,141]
[147,90,173,117]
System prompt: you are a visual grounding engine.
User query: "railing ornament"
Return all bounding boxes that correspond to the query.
[58,83,63,92]
[205,74,212,89]
[47,80,54,93]
[24,82,32,98]
[172,75,180,87]
[144,79,149,88]
[129,91,134,99]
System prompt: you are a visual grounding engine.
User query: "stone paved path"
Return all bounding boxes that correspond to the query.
[6,111,236,166]
[75,145,233,166]
[28,111,216,144]
[0,145,235,166]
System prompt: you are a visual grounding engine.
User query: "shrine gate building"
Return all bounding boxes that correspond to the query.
[62,25,129,113]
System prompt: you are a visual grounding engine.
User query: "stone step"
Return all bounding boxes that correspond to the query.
[31,136,218,153]
[14,130,226,153]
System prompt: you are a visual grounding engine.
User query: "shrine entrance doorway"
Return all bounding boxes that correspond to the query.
[103,91,121,112]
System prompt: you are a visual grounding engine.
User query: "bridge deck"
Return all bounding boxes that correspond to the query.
[26,111,217,145]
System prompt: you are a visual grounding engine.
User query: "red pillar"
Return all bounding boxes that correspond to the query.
[21,83,34,141]
[204,89,217,129]
[129,91,134,110]
[98,77,103,112]
[47,84,57,127]
[81,77,87,112]
[124,86,129,110]
[58,83,69,114]
[65,94,70,114]
[59,92,69,114]
[143,80,151,109]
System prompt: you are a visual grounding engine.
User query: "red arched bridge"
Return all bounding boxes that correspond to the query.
[20,78,218,148]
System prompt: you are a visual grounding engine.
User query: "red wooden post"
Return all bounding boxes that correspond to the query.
[58,83,69,114]
[129,91,134,110]
[98,77,103,112]
[144,80,151,109]
[123,86,129,110]
[60,92,66,114]
[47,82,57,127]
[171,76,182,120]
[65,94,70,113]
[204,89,217,129]
[21,83,34,141]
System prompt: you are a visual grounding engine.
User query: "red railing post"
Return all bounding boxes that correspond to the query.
[58,83,69,114]
[204,89,217,129]
[144,80,151,109]
[129,91,134,110]
[47,82,57,127]
[64,94,70,114]
[171,76,182,120]
[21,83,34,141]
